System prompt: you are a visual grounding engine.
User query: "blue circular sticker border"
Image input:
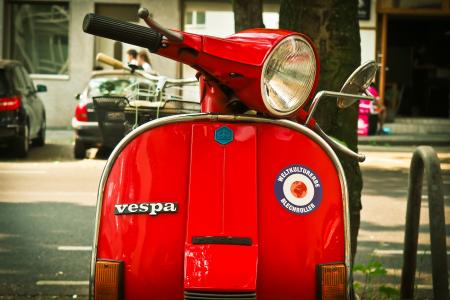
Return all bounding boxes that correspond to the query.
[274,164,323,215]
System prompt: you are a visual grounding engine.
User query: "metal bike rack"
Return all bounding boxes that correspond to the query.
[401,146,449,300]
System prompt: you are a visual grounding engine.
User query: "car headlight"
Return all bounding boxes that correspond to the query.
[261,35,317,116]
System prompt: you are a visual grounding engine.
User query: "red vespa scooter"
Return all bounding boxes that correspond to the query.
[83,8,376,300]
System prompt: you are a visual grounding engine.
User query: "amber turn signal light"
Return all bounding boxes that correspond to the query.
[94,260,123,300]
[317,263,347,300]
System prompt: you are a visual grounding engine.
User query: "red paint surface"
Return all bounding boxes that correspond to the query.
[96,120,345,299]
[156,29,319,116]
[199,77,231,114]
[185,124,258,291]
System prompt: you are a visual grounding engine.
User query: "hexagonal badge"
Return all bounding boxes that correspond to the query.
[215,126,234,145]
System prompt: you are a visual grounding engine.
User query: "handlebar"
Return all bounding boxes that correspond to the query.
[85,12,366,163]
[96,53,125,70]
[83,14,162,53]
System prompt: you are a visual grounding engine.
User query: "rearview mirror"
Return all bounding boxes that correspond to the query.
[337,61,377,108]
[75,93,81,100]
[36,84,47,93]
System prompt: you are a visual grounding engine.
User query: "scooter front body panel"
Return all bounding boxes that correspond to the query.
[93,114,348,299]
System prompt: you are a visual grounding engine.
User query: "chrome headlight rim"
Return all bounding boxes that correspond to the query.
[260,34,318,117]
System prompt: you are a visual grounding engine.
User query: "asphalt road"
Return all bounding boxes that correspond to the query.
[355,145,450,299]
[0,132,448,299]
[0,132,103,299]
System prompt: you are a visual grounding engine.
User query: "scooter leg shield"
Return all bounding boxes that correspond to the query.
[92,115,349,300]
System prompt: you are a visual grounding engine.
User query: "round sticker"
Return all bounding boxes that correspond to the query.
[274,165,323,215]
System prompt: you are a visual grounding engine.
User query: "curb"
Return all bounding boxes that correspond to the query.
[358,135,450,146]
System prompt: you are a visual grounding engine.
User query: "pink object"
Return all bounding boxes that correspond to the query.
[366,86,378,97]
[358,100,371,136]
[358,86,378,136]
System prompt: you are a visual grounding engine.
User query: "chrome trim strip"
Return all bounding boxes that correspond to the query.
[89,113,351,299]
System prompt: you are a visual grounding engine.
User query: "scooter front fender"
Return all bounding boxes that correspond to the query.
[91,114,350,299]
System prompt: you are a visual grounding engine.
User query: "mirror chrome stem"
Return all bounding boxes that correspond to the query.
[313,124,366,163]
[305,89,372,163]
[305,90,374,126]
[138,8,183,43]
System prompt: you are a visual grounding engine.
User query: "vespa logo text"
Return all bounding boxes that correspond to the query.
[114,202,178,216]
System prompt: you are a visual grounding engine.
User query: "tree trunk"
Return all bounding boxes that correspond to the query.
[232,0,265,32]
[279,0,362,265]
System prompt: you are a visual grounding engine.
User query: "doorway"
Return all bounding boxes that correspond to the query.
[94,3,140,68]
[385,17,450,118]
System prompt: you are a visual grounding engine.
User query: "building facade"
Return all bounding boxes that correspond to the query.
[1,0,448,127]
[1,0,181,128]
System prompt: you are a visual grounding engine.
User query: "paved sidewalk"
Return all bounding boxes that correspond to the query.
[2,130,447,298]
[359,117,450,146]
[40,132,450,299]
[356,145,450,299]
[359,134,450,146]
[46,128,74,144]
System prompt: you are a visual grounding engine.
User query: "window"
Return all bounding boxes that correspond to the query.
[12,66,27,94]
[185,11,206,27]
[94,3,141,65]
[9,2,69,75]
[196,12,206,25]
[186,11,193,25]
[19,67,36,93]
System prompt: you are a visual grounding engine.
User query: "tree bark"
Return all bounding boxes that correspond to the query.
[232,0,265,32]
[280,0,362,265]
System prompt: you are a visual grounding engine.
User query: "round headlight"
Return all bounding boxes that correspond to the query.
[261,35,317,116]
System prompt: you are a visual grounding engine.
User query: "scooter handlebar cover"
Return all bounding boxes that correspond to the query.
[83,13,162,53]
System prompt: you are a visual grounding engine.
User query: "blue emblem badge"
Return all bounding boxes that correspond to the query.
[274,165,323,215]
[215,126,233,145]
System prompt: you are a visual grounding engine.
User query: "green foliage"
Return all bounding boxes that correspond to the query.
[353,259,399,300]
[379,285,400,298]
[354,260,387,276]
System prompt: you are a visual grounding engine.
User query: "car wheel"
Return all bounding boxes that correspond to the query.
[12,124,29,158]
[33,118,46,147]
[74,139,86,159]
[96,146,113,159]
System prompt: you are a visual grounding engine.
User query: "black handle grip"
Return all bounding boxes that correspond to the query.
[83,14,162,53]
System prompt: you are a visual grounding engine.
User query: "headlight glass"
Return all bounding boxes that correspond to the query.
[261,35,317,116]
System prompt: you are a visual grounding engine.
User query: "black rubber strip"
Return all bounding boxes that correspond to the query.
[192,236,252,246]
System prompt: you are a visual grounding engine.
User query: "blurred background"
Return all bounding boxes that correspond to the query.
[2,0,446,128]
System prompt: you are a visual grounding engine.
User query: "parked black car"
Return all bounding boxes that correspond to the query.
[0,60,47,157]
